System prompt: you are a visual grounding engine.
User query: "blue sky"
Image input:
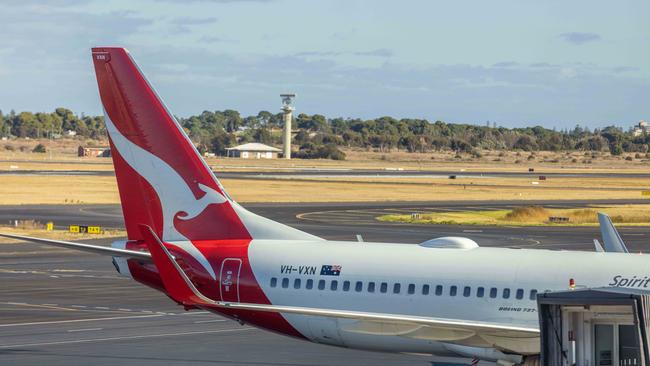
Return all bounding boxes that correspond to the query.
[0,0,648,128]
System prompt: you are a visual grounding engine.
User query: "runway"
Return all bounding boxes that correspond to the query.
[1,200,650,365]
[4,168,650,180]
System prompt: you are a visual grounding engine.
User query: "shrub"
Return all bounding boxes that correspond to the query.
[32,143,46,153]
[4,144,14,151]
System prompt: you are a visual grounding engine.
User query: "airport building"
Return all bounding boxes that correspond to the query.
[225,142,281,159]
[539,287,650,366]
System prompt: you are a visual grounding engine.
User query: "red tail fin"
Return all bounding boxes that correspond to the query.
[91,47,321,246]
[91,47,250,243]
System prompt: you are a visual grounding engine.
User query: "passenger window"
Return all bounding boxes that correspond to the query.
[318,279,325,290]
[529,289,538,300]
[380,282,388,293]
[450,286,457,296]
[516,289,524,300]
[282,278,289,288]
[393,283,401,294]
[503,288,510,299]
[330,280,338,291]
[293,279,301,289]
[422,284,430,295]
[463,286,471,297]
[407,284,415,295]
[343,281,350,292]
[368,282,376,293]
[355,281,363,292]
[435,285,443,296]
[489,287,497,298]
[477,287,485,297]
[270,277,277,288]
[306,279,313,290]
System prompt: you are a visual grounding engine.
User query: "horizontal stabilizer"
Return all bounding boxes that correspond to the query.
[598,212,629,253]
[0,232,151,260]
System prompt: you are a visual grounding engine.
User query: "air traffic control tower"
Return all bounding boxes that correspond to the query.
[280,94,295,159]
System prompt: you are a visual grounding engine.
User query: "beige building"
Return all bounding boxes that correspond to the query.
[225,143,281,159]
[632,120,650,137]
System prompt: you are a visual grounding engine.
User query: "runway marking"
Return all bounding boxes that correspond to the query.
[2,302,77,312]
[0,327,255,349]
[193,319,227,324]
[0,314,164,327]
[67,328,103,332]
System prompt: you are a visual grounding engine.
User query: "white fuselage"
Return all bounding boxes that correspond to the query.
[248,240,650,355]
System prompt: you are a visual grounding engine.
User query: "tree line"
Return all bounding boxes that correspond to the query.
[1,107,647,159]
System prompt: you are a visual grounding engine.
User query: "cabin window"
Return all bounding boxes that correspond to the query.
[407,284,416,295]
[450,286,457,296]
[318,279,326,290]
[270,277,277,288]
[463,286,471,297]
[422,284,430,295]
[503,288,510,299]
[355,281,363,292]
[489,287,497,298]
[306,279,313,290]
[529,289,538,300]
[380,282,388,293]
[516,289,524,300]
[282,278,289,288]
[393,283,401,294]
[435,285,443,296]
[368,282,376,293]
[330,280,338,291]
[343,281,350,292]
[293,279,301,289]
[477,287,485,298]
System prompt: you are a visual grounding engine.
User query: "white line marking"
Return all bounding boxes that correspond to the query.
[1,328,254,348]
[94,306,109,310]
[462,230,484,233]
[71,305,87,308]
[193,319,227,324]
[118,308,132,312]
[67,328,103,332]
[0,314,164,327]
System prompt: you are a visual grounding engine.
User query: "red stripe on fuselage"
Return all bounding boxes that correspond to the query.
[125,239,305,339]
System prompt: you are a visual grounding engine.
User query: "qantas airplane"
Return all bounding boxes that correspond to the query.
[1,47,647,366]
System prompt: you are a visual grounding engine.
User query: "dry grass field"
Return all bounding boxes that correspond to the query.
[0,175,649,205]
[2,138,650,205]
[3,138,650,174]
[378,204,650,227]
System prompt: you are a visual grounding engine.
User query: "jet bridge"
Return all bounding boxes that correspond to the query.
[538,288,650,366]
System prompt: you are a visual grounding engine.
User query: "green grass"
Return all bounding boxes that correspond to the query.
[377,205,650,226]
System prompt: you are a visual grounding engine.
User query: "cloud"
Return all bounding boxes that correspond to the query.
[559,32,602,45]
[353,48,393,58]
[294,49,393,59]
[170,16,218,25]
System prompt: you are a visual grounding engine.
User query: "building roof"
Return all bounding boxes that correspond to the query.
[225,143,281,152]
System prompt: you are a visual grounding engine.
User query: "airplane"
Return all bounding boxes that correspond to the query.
[1,47,648,366]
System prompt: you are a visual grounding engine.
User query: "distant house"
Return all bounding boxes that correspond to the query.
[632,120,650,137]
[78,146,110,157]
[225,143,281,159]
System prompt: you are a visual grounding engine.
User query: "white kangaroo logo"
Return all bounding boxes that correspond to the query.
[104,111,225,279]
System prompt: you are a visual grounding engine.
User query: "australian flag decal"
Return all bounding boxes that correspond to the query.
[320,265,342,276]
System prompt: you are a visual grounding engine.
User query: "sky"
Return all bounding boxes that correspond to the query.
[0,0,648,129]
